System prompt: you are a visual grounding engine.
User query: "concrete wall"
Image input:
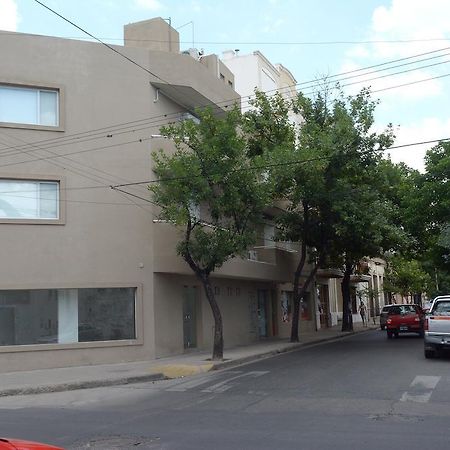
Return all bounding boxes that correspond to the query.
[0,29,238,371]
[124,17,180,53]
[153,273,275,358]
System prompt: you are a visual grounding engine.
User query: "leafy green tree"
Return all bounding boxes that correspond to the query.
[384,256,432,301]
[292,89,400,331]
[150,107,271,360]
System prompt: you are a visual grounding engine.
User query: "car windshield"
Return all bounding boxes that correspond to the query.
[433,301,450,315]
[389,305,417,315]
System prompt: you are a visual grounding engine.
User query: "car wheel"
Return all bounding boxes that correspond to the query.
[394,331,399,338]
[424,348,435,359]
[387,331,393,339]
[419,330,425,338]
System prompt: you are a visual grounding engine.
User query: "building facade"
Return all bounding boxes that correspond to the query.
[0,18,317,372]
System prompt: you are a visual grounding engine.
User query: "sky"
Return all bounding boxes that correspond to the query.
[1,0,450,171]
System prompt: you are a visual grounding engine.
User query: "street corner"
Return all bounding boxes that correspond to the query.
[150,363,214,379]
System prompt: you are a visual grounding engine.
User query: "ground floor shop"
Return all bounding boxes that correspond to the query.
[0,272,319,372]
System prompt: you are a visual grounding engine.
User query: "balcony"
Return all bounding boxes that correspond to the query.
[152,222,298,282]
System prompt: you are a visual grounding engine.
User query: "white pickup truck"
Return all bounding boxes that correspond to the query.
[424,296,450,358]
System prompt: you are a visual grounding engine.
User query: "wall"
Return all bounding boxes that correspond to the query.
[0,30,237,371]
[153,273,274,357]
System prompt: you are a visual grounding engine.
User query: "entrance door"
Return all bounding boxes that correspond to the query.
[183,286,197,349]
[257,290,269,337]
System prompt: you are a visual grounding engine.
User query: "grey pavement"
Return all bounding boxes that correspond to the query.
[0,320,377,397]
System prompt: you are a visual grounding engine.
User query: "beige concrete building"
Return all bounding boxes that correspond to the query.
[0,18,317,372]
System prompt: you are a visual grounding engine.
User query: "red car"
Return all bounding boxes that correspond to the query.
[386,304,425,338]
[0,438,63,450]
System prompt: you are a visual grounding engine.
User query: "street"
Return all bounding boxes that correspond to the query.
[1,330,450,449]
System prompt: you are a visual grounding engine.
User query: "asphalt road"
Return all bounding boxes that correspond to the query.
[1,330,450,450]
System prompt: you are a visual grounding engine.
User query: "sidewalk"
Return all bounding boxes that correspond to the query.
[0,322,378,398]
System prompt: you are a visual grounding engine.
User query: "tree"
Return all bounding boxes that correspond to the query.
[390,142,450,296]
[384,256,432,302]
[420,142,450,295]
[316,89,399,331]
[150,107,271,360]
[244,90,337,342]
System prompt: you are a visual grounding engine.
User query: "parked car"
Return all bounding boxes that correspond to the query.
[385,304,425,338]
[380,304,394,330]
[0,437,63,449]
[424,296,450,358]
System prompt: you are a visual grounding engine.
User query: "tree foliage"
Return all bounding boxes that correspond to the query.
[150,106,272,360]
[384,256,432,300]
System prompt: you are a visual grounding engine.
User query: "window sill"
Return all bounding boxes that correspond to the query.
[0,218,65,225]
[0,121,64,132]
[0,339,143,353]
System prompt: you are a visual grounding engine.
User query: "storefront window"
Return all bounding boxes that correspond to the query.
[0,287,136,346]
[280,291,311,321]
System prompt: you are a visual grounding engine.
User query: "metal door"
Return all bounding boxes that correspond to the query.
[183,286,197,349]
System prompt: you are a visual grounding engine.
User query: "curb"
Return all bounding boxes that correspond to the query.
[0,327,377,397]
[211,327,375,371]
[0,373,165,398]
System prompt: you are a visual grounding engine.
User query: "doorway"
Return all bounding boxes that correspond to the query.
[257,289,269,337]
[183,286,198,349]
[318,285,330,328]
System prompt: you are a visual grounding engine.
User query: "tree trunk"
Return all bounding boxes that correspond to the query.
[290,259,321,342]
[341,262,353,332]
[290,203,310,343]
[200,274,224,360]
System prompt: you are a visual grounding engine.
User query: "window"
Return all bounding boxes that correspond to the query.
[0,287,136,346]
[434,301,450,315]
[180,112,200,124]
[0,85,59,127]
[0,179,59,220]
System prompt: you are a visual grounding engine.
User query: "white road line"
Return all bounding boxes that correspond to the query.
[400,375,441,403]
[410,375,441,390]
[400,392,433,403]
[166,371,242,392]
[201,371,269,393]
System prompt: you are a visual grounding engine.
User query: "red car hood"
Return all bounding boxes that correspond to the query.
[0,438,63,450]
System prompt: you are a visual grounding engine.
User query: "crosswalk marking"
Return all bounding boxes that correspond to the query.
[201,371,269,393]
[400,392,434,403]
[166,371,242,392]
[400,375,441,403]
[410,375,441,390]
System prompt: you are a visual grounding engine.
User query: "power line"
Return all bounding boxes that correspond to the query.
[2,31,450,45]
[0,54,448,162]
[1,33,449,156]
[33,0,170,83]
[372,71,450,93]
[33,0,234,124]
[1,40,450,156]
[111,135,450,189]
[0,136,151,169]
[0,129,150,198]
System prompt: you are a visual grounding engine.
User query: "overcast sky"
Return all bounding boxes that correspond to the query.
[1,0,450,171]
